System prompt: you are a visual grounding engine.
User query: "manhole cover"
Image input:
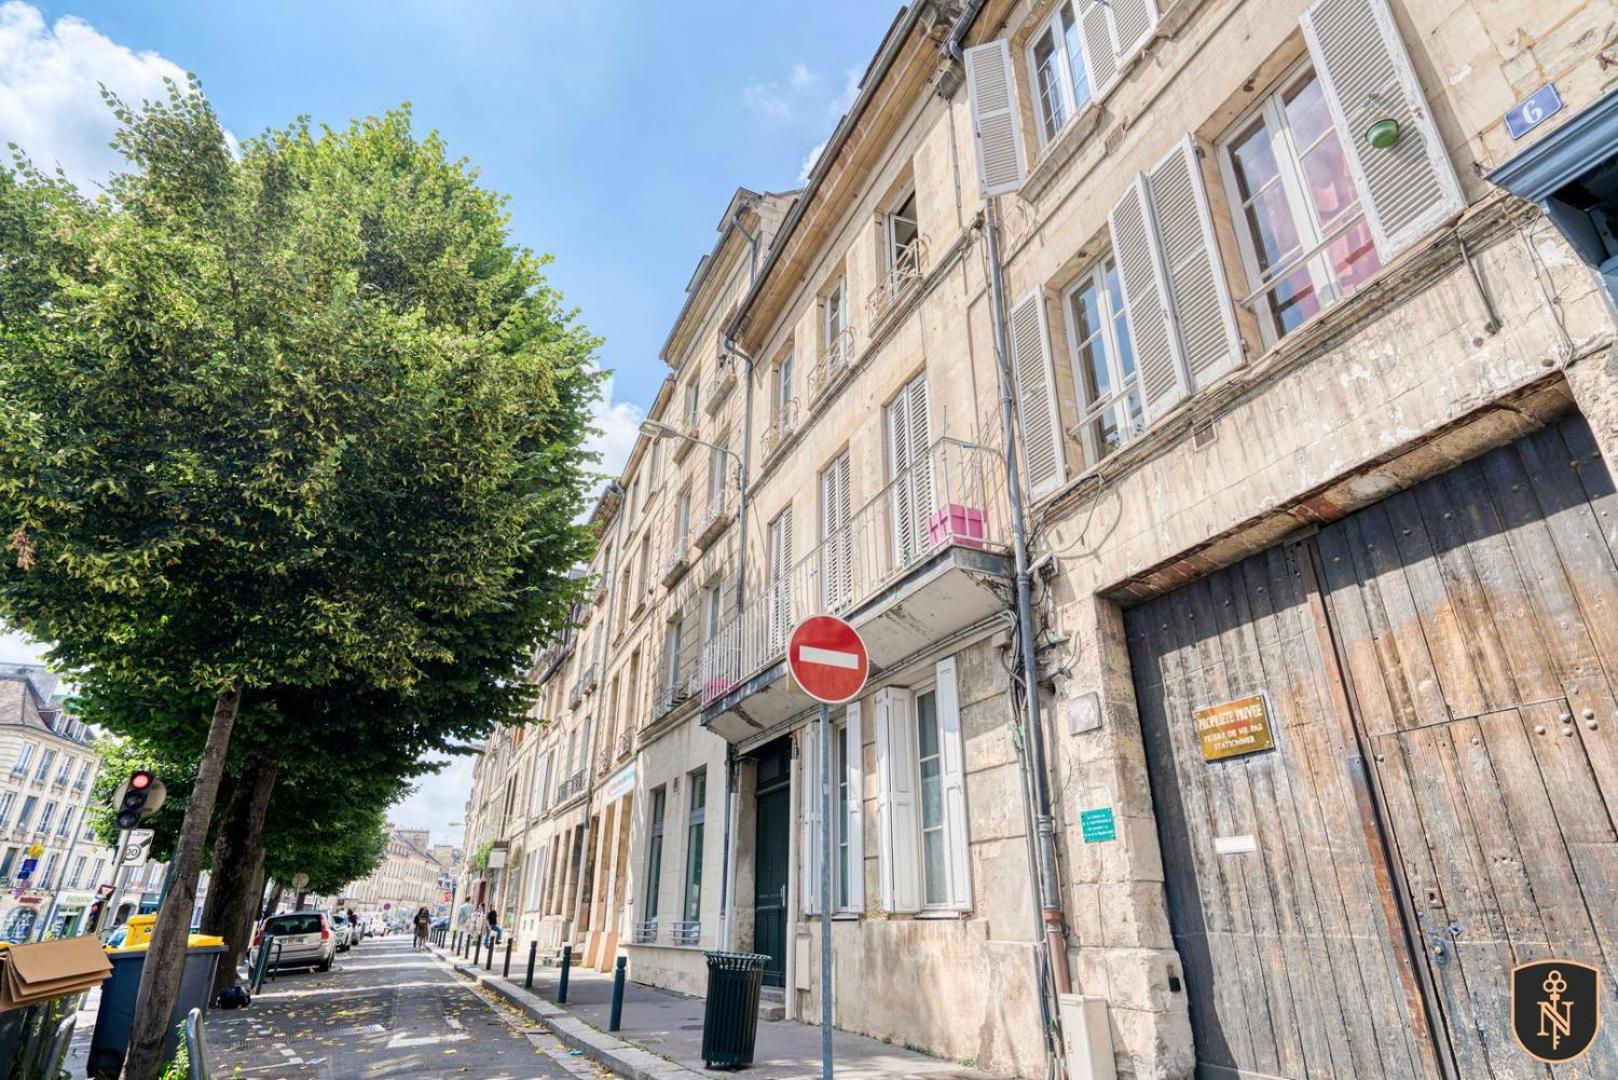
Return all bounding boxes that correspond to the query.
[326,1023,387,1037]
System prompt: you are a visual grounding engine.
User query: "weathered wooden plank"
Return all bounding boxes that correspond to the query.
[1317,521,1410,739]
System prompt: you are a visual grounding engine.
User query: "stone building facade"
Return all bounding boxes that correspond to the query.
[342,824,449,918]
[464,0,1618,1076]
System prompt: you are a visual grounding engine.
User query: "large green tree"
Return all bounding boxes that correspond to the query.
[0,79,596,1078]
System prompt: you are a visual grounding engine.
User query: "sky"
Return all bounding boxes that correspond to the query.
[0,0,902,843]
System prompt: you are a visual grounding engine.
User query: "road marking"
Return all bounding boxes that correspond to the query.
[385,1031,469,1049]
[798,645,859,669]
[444,1014,464,1031]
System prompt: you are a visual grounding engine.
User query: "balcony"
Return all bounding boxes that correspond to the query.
[760,399,800,462]
[865,237,928,328]
[693,489,734,551]
[807,328,855,404]
[660,542,692,588]
[633,919,658,945]
[706,351,738,415]
[555,771,587,804]
[653,631,704,722]
[700,438,1011,743]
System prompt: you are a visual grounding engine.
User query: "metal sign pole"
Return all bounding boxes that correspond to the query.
[819,701,833,1079]
[95,829,131,935]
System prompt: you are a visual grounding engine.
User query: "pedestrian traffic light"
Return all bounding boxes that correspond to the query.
[113,769,164,829]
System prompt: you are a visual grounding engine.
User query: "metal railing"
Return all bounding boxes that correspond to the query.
[694,486,734,550]
[670,921,701,946]
[866,238,928,326]
[555,771,587,803]
[632,919,658,945]
[659,542,691,587]
[700,438,1005,707]
[654,633,705,720]
[706,351,739,414]
[808,328,856,403]
[761,398,801,461]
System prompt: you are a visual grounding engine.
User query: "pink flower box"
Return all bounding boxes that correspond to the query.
[928,504,987,549]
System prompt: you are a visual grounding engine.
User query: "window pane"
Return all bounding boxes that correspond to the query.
[1265,265,1321,337]
[1281,73,1333,150]
[1060,4,1090,108]
[1069,281,1110,406]
[1228,118,1282,202]
[917,691,939,763]
[923,830,947,907]
[1032,31,1065,140]
[1243,183,1303,274]
[1299,133,1360,231]
[1329,216,1381,294]
[1104,264,1135,378]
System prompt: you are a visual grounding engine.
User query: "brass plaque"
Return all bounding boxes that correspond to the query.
[1195,693,1274,762]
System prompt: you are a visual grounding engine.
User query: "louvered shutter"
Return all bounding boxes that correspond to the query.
[1301,0,1463,257]
[887,398,914,569]
[934,658,972,909]
[1077,1,1119,93]
[1006,290,1066,499]
[1110,177,1188,420]
[801,725,821,914]
[1148,136,1243,389]
[874,687,921,913]
[906,377,933,554]
[964,41,1027,197]
[820,454,852,612]
[845,700,865,911]
[1110,0,1159,60]
[768,508,793,651]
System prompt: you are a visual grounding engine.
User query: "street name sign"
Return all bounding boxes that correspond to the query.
[788,615,869,704]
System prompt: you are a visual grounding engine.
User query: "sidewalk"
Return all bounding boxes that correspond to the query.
[431,944,998,1080]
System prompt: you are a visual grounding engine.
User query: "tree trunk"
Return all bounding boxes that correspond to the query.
[123,686,242,1080]
[294,889,308,911]
[200,759,279,999]
[263,878,283,918]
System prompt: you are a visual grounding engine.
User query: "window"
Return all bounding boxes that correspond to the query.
[645,786,666,922]
[56,808,71,837]
[683,381,700,429]
[0,794,13,826]
[683,769,706,923]
[36,802,54,835]
[1027,2,1090,145]
[766,508,794,651]
[836,724,851,909]
[70,855,87,889]
[874,657,969,912]
[12,744,34,776]
[1220,66,1380,344]
[774,351,794,420]
[822,279,846,354]
[673,487,692,546]
[802,704,865,916]
[33,748,54,783]
[636,537,651,598]
[41,853,57,889]
[819,452,852,611]
[702,583,723,643]
[885,191,921,271]
[53,759,69,786]
[73,761,91,790]
[88,858,104,886]
[1063,259,1142,467]
[707,436,731,512]
[0,849,14,880]
[885,373,932,566]
[663,620,683,697]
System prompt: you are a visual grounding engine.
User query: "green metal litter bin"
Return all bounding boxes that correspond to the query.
[701,951,768,1068]
[88,939,225,1079]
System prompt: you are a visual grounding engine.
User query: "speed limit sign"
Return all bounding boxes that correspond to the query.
[121,829,155,867]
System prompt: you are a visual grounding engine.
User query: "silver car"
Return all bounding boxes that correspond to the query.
[254,911,336,972]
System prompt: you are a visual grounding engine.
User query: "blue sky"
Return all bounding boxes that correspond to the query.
[0,0,902,839]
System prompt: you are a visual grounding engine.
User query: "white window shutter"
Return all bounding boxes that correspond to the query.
[874,687,921,913]
[964,41,1027,197]
[907,377,933,545]
[1076,1,1119,94]
[846,700,865,912]
[1110,0,1159,60]
[935,657,972,909]
[1301,0,1464,257]
[1006,290,1066,499]
[1109,176,1188,421]
[1147,136,1243,390]
[800,726,821,915]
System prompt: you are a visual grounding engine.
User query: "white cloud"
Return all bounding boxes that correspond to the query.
[743,61,837,126]
[587,373,643,483]
[0,627,49,666]
[794,69,861,183]
[788,63,818,90]
[0,1,190,188]
[387,752,474,847]
[798,139,827,183]
[742,80,793,124]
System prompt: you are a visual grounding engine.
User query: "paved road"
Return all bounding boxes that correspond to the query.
[201,935,607,1079]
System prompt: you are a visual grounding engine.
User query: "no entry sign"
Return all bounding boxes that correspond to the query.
[788,615,869,704]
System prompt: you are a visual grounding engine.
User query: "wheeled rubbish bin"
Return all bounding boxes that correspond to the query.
[700,951,769,1068]
[88,935,225,1079]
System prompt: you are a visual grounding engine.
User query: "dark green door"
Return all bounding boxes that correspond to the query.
[753,740,791,988]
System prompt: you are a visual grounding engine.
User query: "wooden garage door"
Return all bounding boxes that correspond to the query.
[1128,414,1618,1078]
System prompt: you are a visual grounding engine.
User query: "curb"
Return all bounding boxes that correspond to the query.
[430,946,702,1080]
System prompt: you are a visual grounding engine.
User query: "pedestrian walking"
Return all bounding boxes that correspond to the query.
[412,906,431,951]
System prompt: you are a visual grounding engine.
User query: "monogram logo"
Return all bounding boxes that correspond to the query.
[1512,960,1600,1063]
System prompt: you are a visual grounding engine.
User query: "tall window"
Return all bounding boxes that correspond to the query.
[766,508,794,651]
[819,452,852,611]
[1220,65,1380,344]
[885,191,920,271]
[56,808,72,837]
[822,279,846,354]
[1063,259,1141,468]
[683,381,700,429]
[52,758,69,785]
[885,373,932,566]
[37,802,55,835]
[0,849,15,880]
[774,352,794,420]
[33,748,54,783]
[915,688,947,907]
[74,761,91,790]
[703,583,723,643]
[16,797,36,830]
[41,853,57,889]
[69,855,87,889]
[683,769,707,923]
[0,794,13,825]
[645,787,666,922]
[707,436,731,512]
[1027,2,1090,144]
[673,487,692,546]
[663,620,684,698]
[11,744,33,775]
[88,858,104,886]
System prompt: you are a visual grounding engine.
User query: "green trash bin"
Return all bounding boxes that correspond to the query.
[88,937,225,1079]
[701,951,769,1068]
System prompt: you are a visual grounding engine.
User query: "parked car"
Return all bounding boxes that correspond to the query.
[253,911,335,972]
[430,915,449,932]
[328,911,358,952]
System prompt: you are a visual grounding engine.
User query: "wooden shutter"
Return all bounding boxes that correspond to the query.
[964,41,1027,197]
[935,658,972,909]
[800,725,821,915]
[1077,1,1119,94]
[906,377,933,550]
[768,507,793,650]
[1148,136,1243,389]
[874,687,921,913]
[887,377,931,567]
[1110,177,1188,421]
[845,700,865,912]
[1301,0,1463,257]
[887,399,914,567]
[1110,0,1159,61]
[1007,290,1066,499]
[820,453,852,612]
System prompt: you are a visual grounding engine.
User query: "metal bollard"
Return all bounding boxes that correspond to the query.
[485,937,495,971]
[525,941,538,989]
[504,937,514,978]
[609,955,627,1032]
[558,944,572,1004]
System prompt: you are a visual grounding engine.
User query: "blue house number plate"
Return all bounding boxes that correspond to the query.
[1505,84,1563,140]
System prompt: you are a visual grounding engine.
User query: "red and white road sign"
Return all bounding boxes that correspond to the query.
[788,615,869,704]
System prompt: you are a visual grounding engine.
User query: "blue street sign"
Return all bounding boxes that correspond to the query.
[1505,83,1563,140]
[17,857,37,879]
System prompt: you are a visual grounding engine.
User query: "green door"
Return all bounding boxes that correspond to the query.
[752,740,791,988]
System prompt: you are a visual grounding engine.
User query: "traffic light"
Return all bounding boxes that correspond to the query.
[113,770,161,830]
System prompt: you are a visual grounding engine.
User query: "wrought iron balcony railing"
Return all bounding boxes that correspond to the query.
[761,398,801,461]
[633,919,658,945]
[866,237,928,326]
[706,351,739,414]
[700,438,1005,707]
[807,328,855,404]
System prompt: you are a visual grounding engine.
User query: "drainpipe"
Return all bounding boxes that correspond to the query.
[943,0,989,65]
[983,197,1072,999]
[717,201,760,950]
